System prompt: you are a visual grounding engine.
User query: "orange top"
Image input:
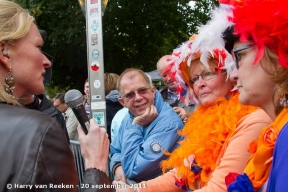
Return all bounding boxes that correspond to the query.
[139,109,271,192]
[244,108,288,191]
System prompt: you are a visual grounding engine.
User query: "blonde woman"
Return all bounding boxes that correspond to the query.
[0,1,110,191]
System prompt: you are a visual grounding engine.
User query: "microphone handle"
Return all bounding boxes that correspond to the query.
[73,105,89,134]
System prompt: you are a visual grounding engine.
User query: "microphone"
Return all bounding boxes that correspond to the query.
[65,89,89,134]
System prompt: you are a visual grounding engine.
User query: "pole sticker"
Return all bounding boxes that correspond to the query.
[91,61,100,71]
[93,79,101,89]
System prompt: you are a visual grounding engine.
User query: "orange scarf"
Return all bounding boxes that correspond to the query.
[244,108,288,191]
[161,93,256,190]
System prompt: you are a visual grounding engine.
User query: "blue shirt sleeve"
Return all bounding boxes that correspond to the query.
[109,123,124,172]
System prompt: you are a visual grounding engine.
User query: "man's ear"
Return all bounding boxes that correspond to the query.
[63,103,69,109]
[118,97,125,107]
[151,86,156,95]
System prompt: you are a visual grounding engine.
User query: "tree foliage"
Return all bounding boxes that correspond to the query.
[15,0,88,92]
[14,0,218,93]
[103,0,218,74]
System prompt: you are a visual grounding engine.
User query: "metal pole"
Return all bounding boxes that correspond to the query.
[82,0,111,178]
[85,0,107,131]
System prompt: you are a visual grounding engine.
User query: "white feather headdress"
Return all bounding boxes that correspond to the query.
[166,4,235,105]
[192,4,235,74]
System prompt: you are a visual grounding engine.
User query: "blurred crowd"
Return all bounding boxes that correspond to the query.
[1,0,288,192]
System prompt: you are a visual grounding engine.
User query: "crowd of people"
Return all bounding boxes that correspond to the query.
[1,0,288,191]
[0,0,110,191]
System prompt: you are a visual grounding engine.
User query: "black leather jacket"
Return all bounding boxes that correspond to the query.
[0,103,113,192]
[25,94,70,143]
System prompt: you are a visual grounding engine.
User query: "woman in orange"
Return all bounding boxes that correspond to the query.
[112,6,271,192]
[223,0,288,191]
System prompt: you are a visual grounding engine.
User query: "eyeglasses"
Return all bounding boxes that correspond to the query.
[189,71,218,86]
[122,87,151,101]
[232,44,253,69]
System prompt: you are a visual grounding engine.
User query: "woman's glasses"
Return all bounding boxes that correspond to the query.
[189,71,218,86]
[232,44,253,69]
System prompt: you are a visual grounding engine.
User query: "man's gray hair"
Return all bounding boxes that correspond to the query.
[117,68,153,95]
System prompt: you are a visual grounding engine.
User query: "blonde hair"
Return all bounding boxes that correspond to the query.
[188,58,221,80]
[0,0,34,105]
[260,48,288,115]
[187,58,231,104]
[260,48,288,84]
[104,73,119,95]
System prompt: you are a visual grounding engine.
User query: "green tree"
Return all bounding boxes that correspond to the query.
[103,0,188,73]
[14,0,218,93]
[16,0,88,93]
[102,0,218,74]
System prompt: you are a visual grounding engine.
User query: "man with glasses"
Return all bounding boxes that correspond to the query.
[157,55,195,123]
[110,68,184,183]
[53,93,79,141]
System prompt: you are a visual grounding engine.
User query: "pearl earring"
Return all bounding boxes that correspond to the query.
[2,49,8,56]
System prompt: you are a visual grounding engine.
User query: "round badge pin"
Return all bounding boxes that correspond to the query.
[150,142,162,154]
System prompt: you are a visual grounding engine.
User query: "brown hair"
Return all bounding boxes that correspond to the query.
[53,93,65,104]
[259,48,288,115]
[104,73,119,95]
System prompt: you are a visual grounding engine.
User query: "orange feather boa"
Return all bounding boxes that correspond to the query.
[161,93,256,190]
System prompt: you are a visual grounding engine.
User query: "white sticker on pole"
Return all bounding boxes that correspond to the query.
[93,79,101,89]
[91,101,106,110]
